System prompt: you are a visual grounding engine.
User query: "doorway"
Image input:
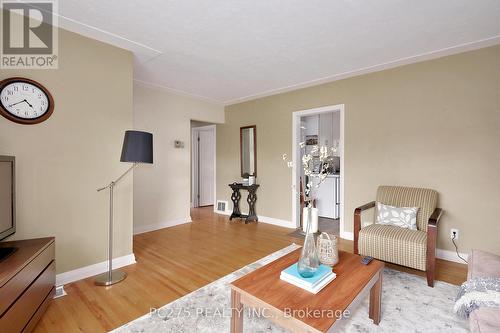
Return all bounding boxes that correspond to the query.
[291,104,346,238]
[191,122,216,208]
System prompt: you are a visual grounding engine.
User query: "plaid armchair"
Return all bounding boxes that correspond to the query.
[353,186,443,287]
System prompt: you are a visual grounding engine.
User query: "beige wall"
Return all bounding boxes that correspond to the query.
[217,45,500,256]
[0,29,134,273]
[133,83,224,233]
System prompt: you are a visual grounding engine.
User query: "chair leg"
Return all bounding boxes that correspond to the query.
[426,266,435,287]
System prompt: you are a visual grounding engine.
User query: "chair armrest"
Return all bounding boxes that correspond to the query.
[426,208,442,287]
[355,201,376,214]
[353,201,376,254]
[428,208,443,227]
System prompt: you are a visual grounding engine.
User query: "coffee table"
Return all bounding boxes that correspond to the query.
[230,249,384,332]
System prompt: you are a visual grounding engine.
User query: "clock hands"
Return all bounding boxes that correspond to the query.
[8,99,33,108]
[8,100,24,107]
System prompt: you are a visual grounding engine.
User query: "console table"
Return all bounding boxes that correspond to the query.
[229,183,259,223]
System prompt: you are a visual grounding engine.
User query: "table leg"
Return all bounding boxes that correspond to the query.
[230,188,241,220]
[231,289,243,333]
[369,269,383,325]
[246,188,258,223]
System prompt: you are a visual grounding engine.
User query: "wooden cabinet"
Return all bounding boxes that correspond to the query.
[0,237,55,333]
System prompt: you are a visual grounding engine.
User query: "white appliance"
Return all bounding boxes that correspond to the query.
[316,175,340,219]
[334,175,340,219]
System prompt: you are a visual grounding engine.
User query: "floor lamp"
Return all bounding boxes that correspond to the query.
[95,130,153,286]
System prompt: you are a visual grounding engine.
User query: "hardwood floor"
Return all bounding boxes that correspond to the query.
[34,206,467,332]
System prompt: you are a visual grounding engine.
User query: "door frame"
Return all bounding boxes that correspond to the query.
[191,124,216,208]
[291,104,347,238]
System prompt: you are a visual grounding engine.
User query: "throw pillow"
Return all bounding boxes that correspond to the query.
[376,202,419,230]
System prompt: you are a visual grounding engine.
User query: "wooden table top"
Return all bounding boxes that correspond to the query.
[0,237,55,288]
[231,248,384,332]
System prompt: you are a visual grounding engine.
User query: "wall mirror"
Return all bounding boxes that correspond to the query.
[240,125,257,177]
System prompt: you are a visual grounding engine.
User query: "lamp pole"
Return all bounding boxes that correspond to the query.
[94,130,152,286]
[95,162,138,286]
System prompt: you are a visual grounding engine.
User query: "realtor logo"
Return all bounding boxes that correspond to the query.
[1,0,58,69]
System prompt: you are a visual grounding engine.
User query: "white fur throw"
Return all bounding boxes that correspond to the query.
[454,277,500,318]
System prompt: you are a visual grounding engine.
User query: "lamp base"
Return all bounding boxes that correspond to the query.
[94,270,127,286]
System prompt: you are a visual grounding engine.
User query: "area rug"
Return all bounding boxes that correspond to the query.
[112,244,469,333]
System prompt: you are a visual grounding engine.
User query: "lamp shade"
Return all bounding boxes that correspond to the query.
[120,130,153,164]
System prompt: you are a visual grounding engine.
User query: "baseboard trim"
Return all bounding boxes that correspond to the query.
[214,212,469,263]
[214,210,295,229]
[133,217,192,235]
[340,231,354,240]
[436,248,469,264]
[259,216,295,229]
[55,253,136,286]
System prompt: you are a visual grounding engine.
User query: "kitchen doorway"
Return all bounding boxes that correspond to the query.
[291,105,346,238]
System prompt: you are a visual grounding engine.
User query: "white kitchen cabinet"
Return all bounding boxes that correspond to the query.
[304,115,319,136]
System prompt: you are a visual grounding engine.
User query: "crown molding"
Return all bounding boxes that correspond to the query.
[21,2,162,64]
[22,3,500,106]
[224,35,500,105]
[133,79,224,105]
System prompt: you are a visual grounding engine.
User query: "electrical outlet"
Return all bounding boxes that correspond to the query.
[450,228,459,240]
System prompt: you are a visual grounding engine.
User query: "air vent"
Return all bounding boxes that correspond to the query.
[216,200,228,213]
[54,285,67,299]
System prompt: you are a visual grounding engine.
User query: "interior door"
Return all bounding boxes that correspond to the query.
[198,128,214,206]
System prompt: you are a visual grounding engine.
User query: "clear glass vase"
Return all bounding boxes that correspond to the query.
[298,206,320,278]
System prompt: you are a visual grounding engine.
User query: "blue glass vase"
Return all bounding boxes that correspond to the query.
[298,207,320,278]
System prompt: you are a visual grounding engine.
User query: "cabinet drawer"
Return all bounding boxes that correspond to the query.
[22,286,55,333]
[0,261,55,333]
[0,242,54,316]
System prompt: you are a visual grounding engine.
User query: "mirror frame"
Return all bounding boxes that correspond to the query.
[240,125,257,178]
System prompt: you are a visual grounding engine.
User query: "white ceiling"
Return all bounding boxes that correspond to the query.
[57,1,500,104]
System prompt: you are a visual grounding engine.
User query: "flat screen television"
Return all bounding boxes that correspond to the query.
[0,156,15,241]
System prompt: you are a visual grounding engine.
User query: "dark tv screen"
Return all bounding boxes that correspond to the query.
[0,156,15,241]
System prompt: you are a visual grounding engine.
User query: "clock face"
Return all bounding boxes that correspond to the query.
[0,78,54,124]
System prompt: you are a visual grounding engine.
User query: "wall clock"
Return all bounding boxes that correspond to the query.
[0,77,54,125]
